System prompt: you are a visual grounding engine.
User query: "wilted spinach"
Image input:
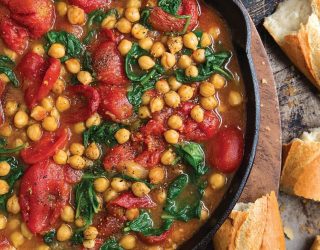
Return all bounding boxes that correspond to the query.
[100,237,124,250]
[0,55,19,87]
[158,0,182,15]
[71,229,85,245]
[140,8,152,29]
[0,137,25,154]
[43,230,56,245]
[127,80,155,112]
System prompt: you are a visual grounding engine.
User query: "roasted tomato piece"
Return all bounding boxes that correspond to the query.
[139,227,173,245]
[103,143,135,170]
[110,192,156,209]
[207,127,244,173]
[95,214,125,238]
[93,41,128,85]
[8,0,55,38]
[0,80,5,126]
[63,85,100,123]
[0,235,12,250]
[68,0,109,13]
[98,85,133,121]
[0,17,28,54]
[20,129,70,164]
[149,0,199,33]
[19,160,71,234]
[64,166,83,184]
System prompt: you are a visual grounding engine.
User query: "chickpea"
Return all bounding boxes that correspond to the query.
[83,239,95,249]
[209,173,226,189]
[167,115,183,130]
[126,0,141,8]
[53,150,68,165]
[131,182,150,197]
[0,214,7,230]
[156,79,170,94]
[21,222,33,240]
[178,55,192,69]
[178,85,194,101]
[74,122,86,134]
[0,73,9,83]
[55,96,70,113]
[77,71,93,85]
[75,218,86,228]
[56,1,68,16]
[138,56,155,70]
[183,32,199,50]
[65,58,81,74]
[125,7,140,22]
[164,130,179,144]
[190,105,204,123]
[149,167,165,184]
[50,108,60,120]
[14,110,29,128]
[53,79,66,95]
[0,161,10,176]
[30,106,47,121]
[68,155,86,170]
[201,32,212,48]
[3,48,17,61]
[151,42,166,58]
[4,101,18,117]
[48,43,66,59]
[211,74,226,89]
[161,149,176,165]
[167,36,183,54]
[185,65,199,78]
[42,116,59,132]
[57,224,73,241]
[6,195,20,214]
[7,219,20,231]
[141,91,152,105]
[164,91,181,108]
[200,82,215,97]
[155,188,167,204]
[111,178,130,192]
[103,188,119,202]
[0,124,12,137]
[209,26,221,40]
[192,49,206,64]
[168,76,182,91]
[200,96,218,110]
[41,97,54,112]
[70,143,85,156]
[161,52,176,69]
[10,231,24,248]
[115,128,131,144]
[138,106,151,119]
[85,143,100,160]
[84,226,98,240]
[60,205,75,223]
[116,18,132,34]
[228,91,243,106]
[200,208,209,221]
[94,178,110,193]
[131,23,148,39]
[37,245,50,250]
[120,234,137,250]
[126,208,139,221]
[101,15,117,29]
[86,113,101,127]
[118,39,133,56]
[139,37,153,51]
[27,124,43,141]
[67,5,85,25]
[31,43,45,57]
[14,139,24,148]
[150,97,164,113]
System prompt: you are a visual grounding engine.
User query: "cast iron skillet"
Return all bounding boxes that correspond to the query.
[180,0,260,249]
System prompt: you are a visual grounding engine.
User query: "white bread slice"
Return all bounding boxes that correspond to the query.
[264,0,320,90]
[281,129,320,201]
[213,191,285,250]
[311,236,320,250]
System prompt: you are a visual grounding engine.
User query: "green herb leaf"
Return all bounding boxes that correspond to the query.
[100,237,124,250]
[116,174,155,189]
[124,210,173,236]
[82,51,95,75]
[158,0,182,15]
[0,157,24,212]
[127,80,155,112]
[140,8,152,29]
[0,137,25,154]
[174,142,208,175]
[45,31,85,61]
[83,29,97,45]
[0,56,14,66]
[87,9,118,27]
[43,230,56,245]
[0,66,19,87]
[83,161,107,179]
[71,229,84,245]
[175,49,232,82]
[74,179,99,227]
[83,121,124,147]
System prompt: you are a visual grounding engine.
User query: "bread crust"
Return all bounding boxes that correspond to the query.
[311,236,320,250]
[281,139,320,201]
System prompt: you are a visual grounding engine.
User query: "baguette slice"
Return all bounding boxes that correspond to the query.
[311,236,320,250]
[264,0,320,90]
[281,129,320,201]
[213,191,285,250]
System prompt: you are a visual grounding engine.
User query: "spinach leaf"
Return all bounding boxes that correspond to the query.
[0,137,25,154]
[74,179,99,227]
[83,29,97,45]
[140,8,152,29]
[87,9,118,27]
[0,157,24,212]
[127,80,155,112]
[45,31,85,61]
[82,51,95,76]
[116,174,155,189]
[158,0,182,15]
[83,121,123,147]
[71,229,84,245]
[43,230,56,245]
[83,161,107,180]
[0,66,19,87]
[0,56,14,66]
[124,210,173,236]
[174,142,208,175]
[162,174,203,222]
[100,237,124,250]
[175,49,232,82]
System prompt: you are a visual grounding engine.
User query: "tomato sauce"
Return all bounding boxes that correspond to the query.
[0,0,246,249]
